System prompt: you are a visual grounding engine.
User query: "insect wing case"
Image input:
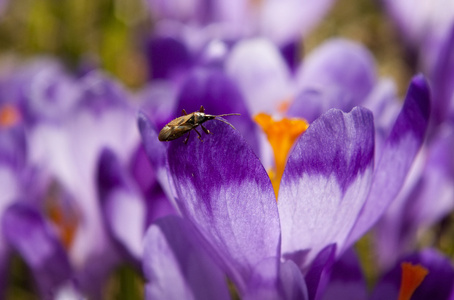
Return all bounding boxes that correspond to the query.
[158,115,194,141]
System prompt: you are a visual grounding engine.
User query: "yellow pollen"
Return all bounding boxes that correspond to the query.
[0,104,20,127]
[254,113,309,199]
[398,262,429,300]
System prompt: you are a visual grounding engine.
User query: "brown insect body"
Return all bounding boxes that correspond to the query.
[158,105,240,143]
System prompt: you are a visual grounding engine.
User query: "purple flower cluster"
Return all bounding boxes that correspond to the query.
[1,0,454,299]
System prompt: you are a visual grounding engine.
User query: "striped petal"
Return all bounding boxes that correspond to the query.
[167,120,280,293]
[279,107,375,265]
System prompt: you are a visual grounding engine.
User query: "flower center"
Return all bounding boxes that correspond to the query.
[254,113,309,199]
[0,104,21,128]
[398,262,428,300]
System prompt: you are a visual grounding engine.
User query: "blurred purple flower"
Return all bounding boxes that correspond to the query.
[0,59,168,297]
[145,0,337,46]
[319,247,454,300]
[381,0,454,126]
[144,0,342,82]
[371,1,454,270]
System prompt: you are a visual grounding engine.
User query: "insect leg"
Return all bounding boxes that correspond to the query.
[182,109,188,116]
[201,124,212,134]
[184,130,191,144]
[199,105,205,113]
[194,128,203,141]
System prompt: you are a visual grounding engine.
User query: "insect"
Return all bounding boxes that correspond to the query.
[158,105,240,144]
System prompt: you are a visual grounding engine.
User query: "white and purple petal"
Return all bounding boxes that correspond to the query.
[167,120,280,292]
[279,107,375,264]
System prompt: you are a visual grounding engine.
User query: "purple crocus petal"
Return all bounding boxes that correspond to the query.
[363,78,400,134]
[145,35,192,81]
[279,107,375,264]
[129,144,178,225]
[279,260,309,300]
[380,0,425,44]
[407,125,454,227]
[321,248,367,300]
[381,0,454,48]
[143,215,230,300]
[370,248,454,300]
[226,38,292,114]
[375,125,454,269]
[137,112,177,205]
[290,39,376,122]
[1,59,79,125]
[75,71,131,114]
[431,23,454,125]
[167,120,280,292]
[345,75,430,247]
[2,203,72,297]
[243,258,282,300]
[305,244,336,300]
[137,80,179,130]
[244,258,309,300]
[97,148,146,263]
[0,125,27,170]
[145,0,200,22]
[175,67,259,154]
[280,40,300,74]
[129,145,157,196]
[259,0,336,44]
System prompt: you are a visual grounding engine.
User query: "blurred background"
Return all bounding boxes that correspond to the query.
[0,0,412,92]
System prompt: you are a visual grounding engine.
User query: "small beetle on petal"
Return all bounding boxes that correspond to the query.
[158,105,240,143]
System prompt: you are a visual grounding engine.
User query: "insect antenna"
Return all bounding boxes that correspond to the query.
[214,115,240,129]
[216,113,241,117]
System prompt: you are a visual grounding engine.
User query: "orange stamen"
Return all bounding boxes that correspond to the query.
[398,262,429,300]
[0,104,21,127]
[45,184,79,250]
[254,113,309,199]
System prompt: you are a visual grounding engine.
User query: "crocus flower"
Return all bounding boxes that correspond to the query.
[139,68,429,298]
[139,104,373,298]
[28,70,141,296]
